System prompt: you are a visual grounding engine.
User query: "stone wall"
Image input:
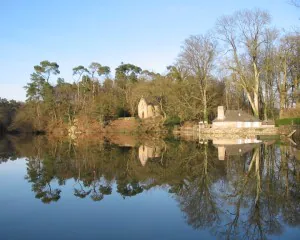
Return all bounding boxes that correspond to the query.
[175,124,295,138]
[212,121,262,128]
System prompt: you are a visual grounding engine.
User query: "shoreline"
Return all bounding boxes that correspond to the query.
[174,125,298,139]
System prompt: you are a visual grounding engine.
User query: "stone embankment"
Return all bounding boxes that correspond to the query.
[174,125,296,139]
[66,117,165,139]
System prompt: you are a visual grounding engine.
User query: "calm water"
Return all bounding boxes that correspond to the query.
[0,135,300,240]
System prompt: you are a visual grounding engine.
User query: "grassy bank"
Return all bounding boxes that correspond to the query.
[275,118,300,126]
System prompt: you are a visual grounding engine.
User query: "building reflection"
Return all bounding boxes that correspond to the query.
[138,144,162,166]
[212,138,262,160]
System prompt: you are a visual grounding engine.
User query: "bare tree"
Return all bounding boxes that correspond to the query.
[276,33,300,117]
[177,33,217,121]
[260,28,279,120]
[216,9,271,117]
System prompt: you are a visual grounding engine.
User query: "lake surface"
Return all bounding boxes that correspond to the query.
[0,135,300,240]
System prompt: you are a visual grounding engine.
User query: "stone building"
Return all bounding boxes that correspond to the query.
[212,106,262,128]
[138,97,160,119]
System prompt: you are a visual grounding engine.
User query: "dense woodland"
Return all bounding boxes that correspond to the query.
[1,8,300,132]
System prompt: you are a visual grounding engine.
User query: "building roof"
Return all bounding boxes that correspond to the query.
[213,110,261,122]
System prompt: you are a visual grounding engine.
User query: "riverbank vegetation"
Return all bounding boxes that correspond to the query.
[0,98,21,134]
[1,8,299,133]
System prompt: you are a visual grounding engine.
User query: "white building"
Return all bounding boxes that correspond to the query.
[212,106,262,128]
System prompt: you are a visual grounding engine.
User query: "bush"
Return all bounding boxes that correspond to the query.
[116,108,131,118]
[281,106,300,118]
[164,116,181,126]
[275,118,300,126]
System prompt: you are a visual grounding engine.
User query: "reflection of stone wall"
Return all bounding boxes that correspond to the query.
[138,145,161,166]
[212,138,262,160]
[176,125,282,139]
[213,138,261,145]
[199,127,279,137]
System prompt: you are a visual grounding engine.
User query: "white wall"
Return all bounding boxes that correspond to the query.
[212,121,262,128]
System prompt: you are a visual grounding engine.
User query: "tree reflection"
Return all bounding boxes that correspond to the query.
[73,182,91,199]
[117,180,144,198]
[2,135,300,239]
[174,144,221,229]
[25,153,62,204]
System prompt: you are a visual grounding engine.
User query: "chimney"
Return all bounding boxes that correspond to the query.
[217,106,225,120]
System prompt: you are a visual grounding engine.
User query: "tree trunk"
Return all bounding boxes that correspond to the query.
[279,63,288,118]
[203,90,208,122]
[246,91,259,117]
[253,62,260,118]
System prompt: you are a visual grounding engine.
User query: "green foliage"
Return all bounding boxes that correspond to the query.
[0,98,21,133]
[115,63,142,86]
[89,62,110,78]
[33,60,60,81]
[98,65,110,76]
[116,108,131,118]
[164,116,181,126]
[72,65,89,76]
[275,118,300,126]
[13,59,227,132]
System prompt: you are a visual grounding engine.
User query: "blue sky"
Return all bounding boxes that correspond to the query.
[0,0,298,101]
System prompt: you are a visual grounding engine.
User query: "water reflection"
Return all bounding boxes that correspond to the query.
[138,144,162,166]
[211,137,262,160]
[1,135,300,239]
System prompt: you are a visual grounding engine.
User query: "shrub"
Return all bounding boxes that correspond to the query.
[281,106,300,118]
[164,116,181,126]
[116,108,131,118]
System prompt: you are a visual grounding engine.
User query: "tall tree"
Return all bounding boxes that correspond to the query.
[115,63,142,86]
[88,62,111,98]
[276,33,300,117]
[72,65,89,102]
[24,61,59,129]
[33,60,60,82]
[216,9,271,117]
[115,63,142,116]
[177,33,217,121]
[260,28,279,120]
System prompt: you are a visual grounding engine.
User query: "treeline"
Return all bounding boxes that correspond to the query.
[0,98,21,134]
[8,9,300,132]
